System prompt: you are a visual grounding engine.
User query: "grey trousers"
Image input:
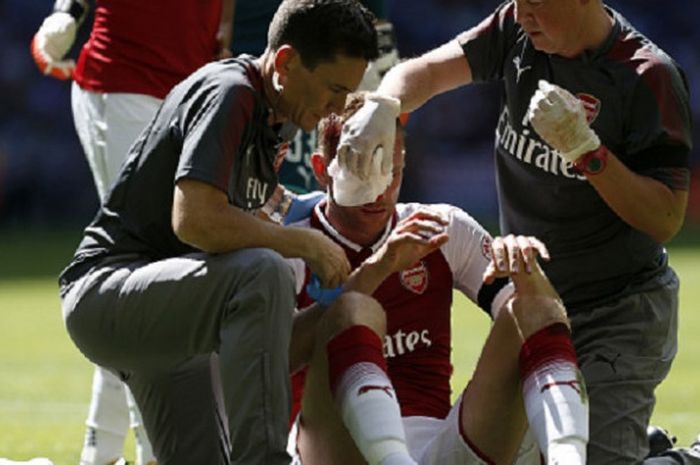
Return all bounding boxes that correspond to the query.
[571,267,700,465]
[62,248,296,465]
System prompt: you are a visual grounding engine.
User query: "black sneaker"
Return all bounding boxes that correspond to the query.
[646,425,677,458]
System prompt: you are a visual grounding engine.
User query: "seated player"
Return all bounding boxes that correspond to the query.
[283,92,589,465]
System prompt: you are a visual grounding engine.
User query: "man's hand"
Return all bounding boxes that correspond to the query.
[370,209,449,275]
[527,80,600,163]
[336,92,401,180]
[30,12,79,80]
[483,234,560,299]
[482,234,549,283]
[301,229,351,289]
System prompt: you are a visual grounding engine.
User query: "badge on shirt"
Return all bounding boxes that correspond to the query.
[577,93,601,124]
[400,261,429,295]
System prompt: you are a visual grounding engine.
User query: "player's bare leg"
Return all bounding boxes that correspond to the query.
[464,236,588,465]
[297,291,415,465]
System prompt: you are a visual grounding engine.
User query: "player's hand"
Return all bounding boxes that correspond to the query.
[482,234,550,284]
[336,92,401,180]
[371,209,449,275]
[358,21,400,92]
[30,12,78,80]
[527,80,600,163]
[301,229,351,289]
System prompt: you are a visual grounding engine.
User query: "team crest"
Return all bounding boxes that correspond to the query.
[400,261,429,295]
[576,93,601,124]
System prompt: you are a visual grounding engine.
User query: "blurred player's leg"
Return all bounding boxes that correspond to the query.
[126,389,156,465]
[70,83,161,200]
[80,367,129,465]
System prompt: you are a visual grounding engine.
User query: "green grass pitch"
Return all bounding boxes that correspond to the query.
[0,231,697,463]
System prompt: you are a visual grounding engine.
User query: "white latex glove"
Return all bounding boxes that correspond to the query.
[336,92,401,180]
[30,12,78,80]
[527,80,600,162]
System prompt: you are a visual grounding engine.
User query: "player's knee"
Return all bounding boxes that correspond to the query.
[321,291,386,340]
[509,295,569,340]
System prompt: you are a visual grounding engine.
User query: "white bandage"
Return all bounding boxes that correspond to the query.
[328,146,393,207]
[527,80,600,163]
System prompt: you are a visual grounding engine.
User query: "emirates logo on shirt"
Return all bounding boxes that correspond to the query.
[577,93,601,124]
[399,261,429,295]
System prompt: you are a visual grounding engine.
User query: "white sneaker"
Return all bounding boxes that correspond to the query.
[691,433,700,454]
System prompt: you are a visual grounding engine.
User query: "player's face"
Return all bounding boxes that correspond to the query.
[328,132,405,243]
[514,0,587,58]
[282,54,367,132]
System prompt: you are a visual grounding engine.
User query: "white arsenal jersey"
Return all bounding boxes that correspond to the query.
[288,201,513,420]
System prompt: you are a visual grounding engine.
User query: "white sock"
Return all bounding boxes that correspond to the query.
[327,326,416,465]
[81,367,129,465]
[335,363,415,465]
[520,324,588,465]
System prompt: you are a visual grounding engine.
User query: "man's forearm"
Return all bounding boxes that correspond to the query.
[585,149,688,243]
[377,39,472,113]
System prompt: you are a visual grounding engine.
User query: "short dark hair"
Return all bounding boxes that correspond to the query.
[268,0,379,70]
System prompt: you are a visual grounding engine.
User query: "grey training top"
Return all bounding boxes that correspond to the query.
[458,3,692,310]
[60,56,285,289]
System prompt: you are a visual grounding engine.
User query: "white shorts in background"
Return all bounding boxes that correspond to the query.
[71,82,162,200]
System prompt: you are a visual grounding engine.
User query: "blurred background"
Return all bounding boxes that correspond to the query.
[0,1,698,461]
[0,0,698,237]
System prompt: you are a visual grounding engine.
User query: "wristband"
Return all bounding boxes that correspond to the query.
[260,185,294,224]
[573,145,607,175]
[53,0,89,24]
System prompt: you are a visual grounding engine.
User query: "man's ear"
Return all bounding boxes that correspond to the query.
[310,152,331,189]
[273,45,298,87]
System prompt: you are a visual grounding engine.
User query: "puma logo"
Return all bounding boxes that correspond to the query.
[513,56,531,83]
[593,353,621,373]
[357,385,394,398]
[540,379,582,395]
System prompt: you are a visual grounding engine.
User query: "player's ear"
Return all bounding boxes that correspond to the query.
[273,45,297,87]
[310,152,330,188]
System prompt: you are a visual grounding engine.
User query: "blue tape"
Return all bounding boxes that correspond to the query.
[305,274,343,306]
